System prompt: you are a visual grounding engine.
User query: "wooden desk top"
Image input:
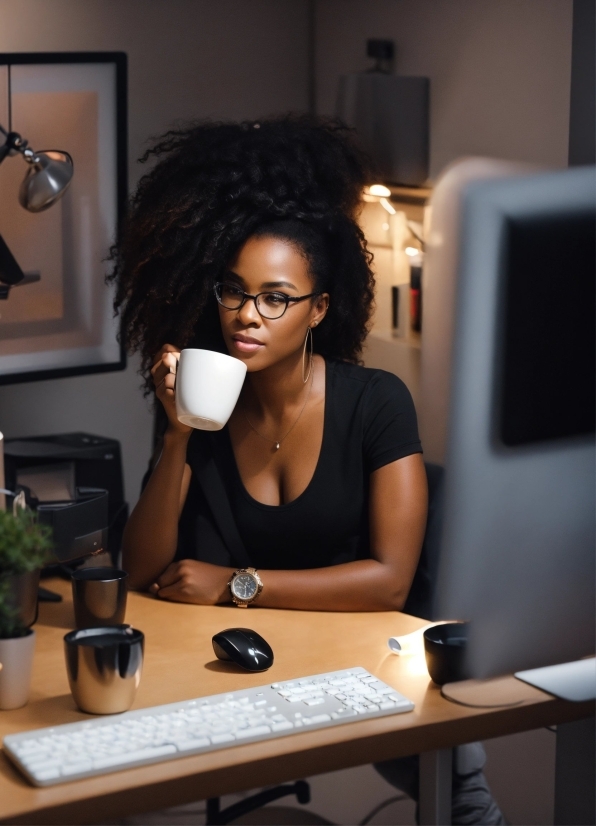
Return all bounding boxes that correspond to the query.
[1,579,593,825]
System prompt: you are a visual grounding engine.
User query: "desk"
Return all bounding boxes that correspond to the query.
[0,580,593,825]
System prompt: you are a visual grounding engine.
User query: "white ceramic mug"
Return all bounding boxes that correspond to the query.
[175,349,247,430]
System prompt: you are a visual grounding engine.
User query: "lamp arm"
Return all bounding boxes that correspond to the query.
[0,123,9,164]
[0,127,27,165]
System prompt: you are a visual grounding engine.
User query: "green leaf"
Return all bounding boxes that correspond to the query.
[0,509,53,637]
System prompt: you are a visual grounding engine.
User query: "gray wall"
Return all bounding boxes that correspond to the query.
[0,0,309,505]
[315,0,573,178]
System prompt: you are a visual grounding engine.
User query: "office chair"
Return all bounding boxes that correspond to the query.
[205,462,444,825]
[206,782,311,825]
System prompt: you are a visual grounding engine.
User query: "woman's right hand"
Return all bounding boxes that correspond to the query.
[151,344,192,435]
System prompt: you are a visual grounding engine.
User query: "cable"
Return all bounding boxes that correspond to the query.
[359,794,407,825]
[7,64,11,132]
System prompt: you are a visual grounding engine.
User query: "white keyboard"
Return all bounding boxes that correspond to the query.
[3,667,414,787]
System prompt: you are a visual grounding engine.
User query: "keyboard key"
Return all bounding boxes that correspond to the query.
[62,762,93,776]
[176,738,211,751]
[306,714,331,725]
[210,734,235,744]
[271,722,293,732]
[33,768,61,781]
[94,745,177,769]
[23,758,61,772]
[235,726,271,739]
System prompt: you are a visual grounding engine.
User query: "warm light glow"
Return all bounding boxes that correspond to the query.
[405,246,420,257]
[368,184,391,197]
[388,629,427,655]
[388,621,452,655]
[380,198,396,215]
[382,222,390,231]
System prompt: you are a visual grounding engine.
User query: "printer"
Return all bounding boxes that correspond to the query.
[3,433,128,564]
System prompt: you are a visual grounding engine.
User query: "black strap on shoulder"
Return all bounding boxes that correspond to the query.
[189,433,252,569]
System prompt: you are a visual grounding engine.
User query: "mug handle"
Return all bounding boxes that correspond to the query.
[169,353,180,387]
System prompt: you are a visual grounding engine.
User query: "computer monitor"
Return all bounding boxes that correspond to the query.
[429,164,595,681]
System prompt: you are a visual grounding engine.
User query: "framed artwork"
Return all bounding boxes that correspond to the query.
[0,52,127,384]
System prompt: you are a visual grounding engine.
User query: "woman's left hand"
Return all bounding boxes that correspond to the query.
[149,560,233,604]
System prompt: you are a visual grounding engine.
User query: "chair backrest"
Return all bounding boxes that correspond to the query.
[402,462,444,620]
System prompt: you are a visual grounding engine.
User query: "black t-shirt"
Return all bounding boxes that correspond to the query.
[177,359,422,569]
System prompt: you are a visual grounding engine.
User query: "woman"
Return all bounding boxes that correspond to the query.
[111,115,504,824]
[114,115,427,606]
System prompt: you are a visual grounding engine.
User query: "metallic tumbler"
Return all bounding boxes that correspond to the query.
[71,567,128,628]
[64,625,144,714]
[6,569,40,628]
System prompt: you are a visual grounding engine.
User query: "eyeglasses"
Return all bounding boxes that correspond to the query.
[214,282,319,320]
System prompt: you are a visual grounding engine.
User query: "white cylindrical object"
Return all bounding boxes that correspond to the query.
[175,349,247,431]
[0,630,36,710]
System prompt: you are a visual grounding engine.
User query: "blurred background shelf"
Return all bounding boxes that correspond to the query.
[363,330,421,411]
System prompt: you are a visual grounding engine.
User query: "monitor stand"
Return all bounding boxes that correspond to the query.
[441,674,533,707]
[441,658,596,707]
[515,657,596,702]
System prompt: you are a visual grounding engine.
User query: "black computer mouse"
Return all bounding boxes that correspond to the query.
[212,628,274,672]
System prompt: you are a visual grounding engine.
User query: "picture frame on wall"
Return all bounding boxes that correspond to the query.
[0,52,127,385]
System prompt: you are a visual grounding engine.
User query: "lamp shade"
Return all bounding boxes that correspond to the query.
[19,150,74,213]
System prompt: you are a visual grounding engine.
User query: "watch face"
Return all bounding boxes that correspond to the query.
[232,573,258,601]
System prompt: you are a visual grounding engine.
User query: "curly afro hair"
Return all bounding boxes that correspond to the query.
[109,114,375,391]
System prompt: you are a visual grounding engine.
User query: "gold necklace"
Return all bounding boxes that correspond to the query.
[242,365,315,451]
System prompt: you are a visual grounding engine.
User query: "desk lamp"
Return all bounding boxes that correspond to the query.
[0,123,73,299]
[0,124,73,212]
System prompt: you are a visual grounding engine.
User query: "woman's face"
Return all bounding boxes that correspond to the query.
[217,236,329,372]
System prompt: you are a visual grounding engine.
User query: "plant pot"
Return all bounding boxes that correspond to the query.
[5,570,40,628]
[0,629,36,709]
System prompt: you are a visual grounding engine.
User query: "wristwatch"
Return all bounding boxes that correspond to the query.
[228,567,263,607]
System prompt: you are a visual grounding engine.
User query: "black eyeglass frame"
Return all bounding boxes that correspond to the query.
[214,282,320,320]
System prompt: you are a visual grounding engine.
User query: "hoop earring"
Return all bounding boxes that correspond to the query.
[302,326,314,384]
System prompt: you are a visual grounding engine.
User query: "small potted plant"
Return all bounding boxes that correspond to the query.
[0,507,53,709]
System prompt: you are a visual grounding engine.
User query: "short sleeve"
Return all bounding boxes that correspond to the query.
[362,371,422,473]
